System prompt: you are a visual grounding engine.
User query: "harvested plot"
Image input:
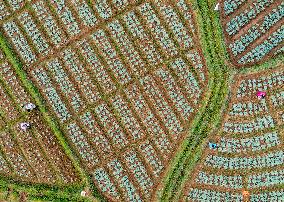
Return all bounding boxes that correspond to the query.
[220,0,284,67]
[1,0,208,200]
[182,66,284,201]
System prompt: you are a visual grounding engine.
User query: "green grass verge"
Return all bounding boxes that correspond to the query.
[238,54,284,74]
[158,0,231,201]
[159,0,283,201]
[0,31,105,201]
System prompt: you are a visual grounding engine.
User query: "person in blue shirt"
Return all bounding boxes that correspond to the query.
[209,142,218,149]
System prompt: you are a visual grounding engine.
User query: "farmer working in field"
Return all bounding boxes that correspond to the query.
[209,142,218,149]
[257,91,266,99]
[23,103,36,112]
[20,122,31,131]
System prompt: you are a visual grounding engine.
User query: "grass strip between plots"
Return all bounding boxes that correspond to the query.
[0,31,99,201]
[159,0,284,201]
[159,0,230,201]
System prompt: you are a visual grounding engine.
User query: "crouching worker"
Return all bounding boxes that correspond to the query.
[20,122,31,131]
[209,142,218,149]
[22,103,36,112]
[257,91,266,99]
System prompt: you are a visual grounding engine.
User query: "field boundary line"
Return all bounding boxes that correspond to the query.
[0,31,100,201]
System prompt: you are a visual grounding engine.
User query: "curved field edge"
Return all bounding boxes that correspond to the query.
[157,0,230,201]
[158,0,284,201]
[0,31,105,202]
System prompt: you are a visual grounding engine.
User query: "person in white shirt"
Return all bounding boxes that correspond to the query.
[20,122,31,131]
[214,3,220,11]
[23,103,36,112]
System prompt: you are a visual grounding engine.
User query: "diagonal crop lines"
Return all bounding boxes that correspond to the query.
[0,0,282,201]
[0,0,211,201]
[7,0,280,201]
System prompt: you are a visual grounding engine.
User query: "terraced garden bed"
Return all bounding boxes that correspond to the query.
[220,0,283,67]
[182,66,284,201]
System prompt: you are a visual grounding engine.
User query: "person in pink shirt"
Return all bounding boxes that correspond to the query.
[257,91,266,99]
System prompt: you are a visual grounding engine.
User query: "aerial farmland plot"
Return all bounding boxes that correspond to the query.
[0,0,282,201]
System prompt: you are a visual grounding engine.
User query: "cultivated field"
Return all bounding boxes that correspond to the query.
[0,0,209,201]
[182,66,284,201]
[0,0,283,201]
[0,54,79,184]
[220,0,284,67]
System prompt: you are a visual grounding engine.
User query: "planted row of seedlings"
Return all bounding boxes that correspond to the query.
[220,0,283,67]
[182,66,284,201]
[1,0,142,65]
[250,189,284,201]
[0,0,27,21]
[1,0,209,201]
[0,59,79,185]
[228,3,284,56]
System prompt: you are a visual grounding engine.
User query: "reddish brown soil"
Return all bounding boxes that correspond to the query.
[219,0,283,67]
